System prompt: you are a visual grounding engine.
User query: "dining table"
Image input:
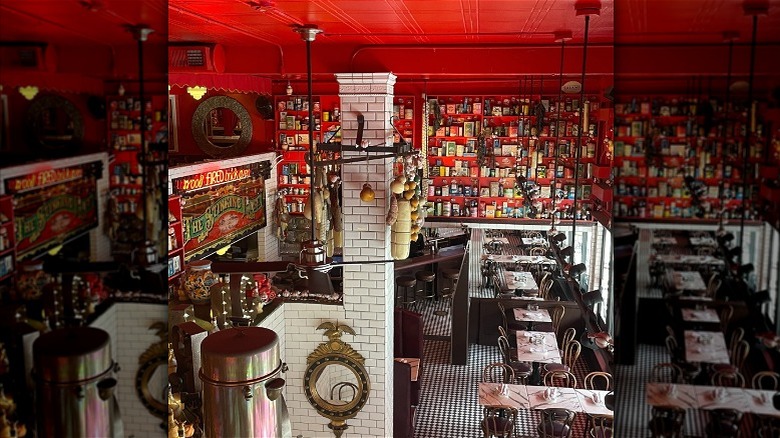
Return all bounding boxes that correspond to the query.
[683,330,730,365]
[671,271,708,293]
[646,383,700,409]
[653,236,679,246]
[521,237,548,246]
[680,308,720,324]
[646,383,780,418]
[501,271,539,295]
[514,330,561,363]
[513,307,552,331]
[526,386,582,410]
[573,388,614,416]
[478,383,613,416]
[482,254,558,266]
[652,254,725,267]
[689,236,718,247]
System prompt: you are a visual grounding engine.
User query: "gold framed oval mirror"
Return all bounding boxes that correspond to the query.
[191,95,253,158]
[304,323,370,437]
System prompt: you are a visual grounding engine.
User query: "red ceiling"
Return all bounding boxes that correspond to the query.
[169,0,615,47]
[0,0,168,46]
[616,0,780,44]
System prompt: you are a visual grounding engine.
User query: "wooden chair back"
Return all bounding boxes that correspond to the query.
[751,371,780,390]
[482,362,516,384]
[584,371,613,391]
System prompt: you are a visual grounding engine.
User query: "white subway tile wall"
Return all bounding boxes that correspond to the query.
[112,302,167,437]
[281,72,397,437]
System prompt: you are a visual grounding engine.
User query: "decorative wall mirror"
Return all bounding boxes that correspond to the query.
[191,95,252,158]
[25,94,84,153]
[136,322,168,421]
[304,322,370,438]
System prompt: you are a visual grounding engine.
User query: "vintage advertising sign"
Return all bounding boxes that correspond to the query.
[172,163,266,261]
[6,162,100,259]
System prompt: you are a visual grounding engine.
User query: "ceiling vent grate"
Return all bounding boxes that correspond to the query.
[0,44,56,71]
[169,44,225,73]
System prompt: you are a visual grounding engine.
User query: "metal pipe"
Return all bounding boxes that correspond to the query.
[138,36,147,245]
[721,39,734,215]
[307,37,315,242]
[739,14,759,264]
[572,15,591,252]
[552,39,566,223]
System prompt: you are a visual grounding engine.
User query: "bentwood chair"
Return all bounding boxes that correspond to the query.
[648,406,685,438]
[482,363,516,384]
[711,369,746,388]
[651,363,684,384]
[498,336,532,384]
[751,371,780,390]
[704,408,742,438]
[544,339,581,376]
[498,302,524,333]
[720,305,734,332]
[481,405,517,438]
[713,340,749,376]
[537,408,576,438]
[756,414,780,438]
[550,305,566,336]
[589,415,613,438]
[584,372,613,391]
[543,370,578,388]
[560,327,577,351]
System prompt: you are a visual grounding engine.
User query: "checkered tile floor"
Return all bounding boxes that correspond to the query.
[413,334,592,437]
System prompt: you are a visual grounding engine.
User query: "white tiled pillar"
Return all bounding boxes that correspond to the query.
[335,72,396,437]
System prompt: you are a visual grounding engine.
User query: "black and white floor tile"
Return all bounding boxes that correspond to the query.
[413,336,592,437]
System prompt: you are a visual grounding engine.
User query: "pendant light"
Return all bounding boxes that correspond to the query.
[738,0,767,263]
[571,0,600,252]
[552,30,572,233]
[291,24,335,298]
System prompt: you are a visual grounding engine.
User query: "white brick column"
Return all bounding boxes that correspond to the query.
[336,72,396,437]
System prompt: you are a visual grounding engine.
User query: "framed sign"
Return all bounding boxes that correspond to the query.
[5,161,101,259]
[172,162,267,261]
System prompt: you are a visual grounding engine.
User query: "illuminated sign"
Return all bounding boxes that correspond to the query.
[9,163,100,259]
[174,167,252,192]
[5,166,84,194]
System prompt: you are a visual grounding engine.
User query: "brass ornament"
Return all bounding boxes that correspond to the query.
[191,95,253,158]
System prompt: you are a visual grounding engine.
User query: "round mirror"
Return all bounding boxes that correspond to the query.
[136,354,167,419]
[313,362,360,407]
[26,95,84,153]
[192,96,252,158]
[304,356,370,421]
[203,107,242,147]
[135,322,168,419]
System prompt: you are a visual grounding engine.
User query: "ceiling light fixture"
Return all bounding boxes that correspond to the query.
[187,86,207,100]
[19,85,39,100]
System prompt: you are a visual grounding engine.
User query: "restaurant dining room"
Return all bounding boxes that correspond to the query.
[166,0,615,436]
[0,0,779,437]
[612,1,780,437]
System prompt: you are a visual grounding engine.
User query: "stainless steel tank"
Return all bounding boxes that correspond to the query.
[200,327,290,438]
[32,327,122,437]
